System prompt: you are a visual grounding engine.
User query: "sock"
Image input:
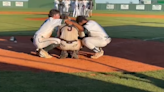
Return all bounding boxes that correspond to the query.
[92,47,101,53]
[43,44,59,52]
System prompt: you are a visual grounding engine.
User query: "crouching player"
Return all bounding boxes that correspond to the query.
[32,9,69,58]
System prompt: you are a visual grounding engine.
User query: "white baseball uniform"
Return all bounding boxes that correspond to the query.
[33,17,62,49]
[82,20,111,52]
[73,0,79,17]
[64,0,71,12]
[87,0,93,17]
[54,0,59,10]
[83,0,88,16]
[78,1,84,15]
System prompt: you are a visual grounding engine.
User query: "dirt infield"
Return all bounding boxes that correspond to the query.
[0,11,164,73]
[26,14,164,21]
[1,11,164,19]
[25,13,164,21]
[0,36,164,73]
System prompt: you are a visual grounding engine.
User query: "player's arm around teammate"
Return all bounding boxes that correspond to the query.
[33,9,69,58]
[66,16,111,59]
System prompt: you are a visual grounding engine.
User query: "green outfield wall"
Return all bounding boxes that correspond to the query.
[0,0,96,10]
[28,0,54,8]
[96,3,164,11]
[0,0,55,9]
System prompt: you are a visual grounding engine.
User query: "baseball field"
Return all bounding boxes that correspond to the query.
[0,8,164,92]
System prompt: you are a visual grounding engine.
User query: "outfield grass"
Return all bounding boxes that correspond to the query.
[0,9,164,92]
[0,70,164,92]
[1,12,164,41]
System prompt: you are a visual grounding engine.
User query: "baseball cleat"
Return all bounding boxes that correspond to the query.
[91,49,104,59]
[39,49,52,58]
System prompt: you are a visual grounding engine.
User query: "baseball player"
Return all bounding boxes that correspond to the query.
[83,0,88,16]
[72,0,79,17]
[66,16,111,59]
[59,0,65,15]
[87,0,93,17]
[63,0,71,13]
[54,0,59,10]
[33,9,69,58]
[78,0,84,16]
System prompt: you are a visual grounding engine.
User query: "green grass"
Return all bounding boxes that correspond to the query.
[2,11,164,41]
[0,14,45,36]
[0,70,164,92]
[1,8,164,92]
[91,16,164,41]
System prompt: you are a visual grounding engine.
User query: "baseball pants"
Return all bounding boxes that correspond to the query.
[82,37,111,50]
[64,5,70,12]
[79,7,83,15]
[87,9,93,17]
[33,34,61,49]
[73,7,79,17]
[55,4,58,10]
[83,7,88,16]
[59,40,81,51]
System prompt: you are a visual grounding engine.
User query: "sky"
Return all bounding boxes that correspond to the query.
[96,0,140,3]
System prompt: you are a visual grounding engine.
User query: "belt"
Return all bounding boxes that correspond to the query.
[60,38,77,44]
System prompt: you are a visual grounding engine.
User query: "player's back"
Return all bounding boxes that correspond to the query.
[84,20,109,37]
[35,17,62,38]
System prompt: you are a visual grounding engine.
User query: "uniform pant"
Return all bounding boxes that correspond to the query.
[64,5,70,12]
[59,5,64,15]
[82,37,111,50]
[59,40,81,51]
[79,7,83,15]
[87,9,92,17]
[33,35,61,49]
[55,4,58,10]
[73,7,79,17]
[83,7,88,16]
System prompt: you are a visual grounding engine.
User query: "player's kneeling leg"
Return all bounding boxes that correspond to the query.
[59,40,81,59]
[71,50,79,59]
[38,43,59,58]
[59,50,68,59]
[82,37,106,59]
[43,43,59,52]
